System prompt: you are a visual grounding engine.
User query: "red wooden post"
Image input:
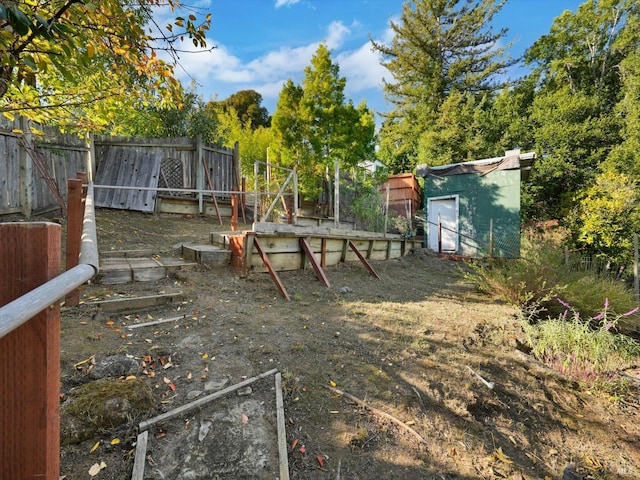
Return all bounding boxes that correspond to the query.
[231,187,238,232]
[0,223,61,480]
[65,178,83,306]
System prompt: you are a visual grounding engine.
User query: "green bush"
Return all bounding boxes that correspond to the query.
[522,299,640,384]
[466,229,640,332]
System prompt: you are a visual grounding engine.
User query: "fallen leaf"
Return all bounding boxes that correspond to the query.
[169,383,176,392]
[329,380,337,387]
[163,377,171,384]
[125,375,136,381]
[299,446,306,454]
[316,455,325,467]
[494,447,513,464]
[291,439,299,450]
[88,461,106,476]
[90,441,100,453]
[147,314,153,320]
[241,414,249,424]
[187,372,192,380]
[111,438,120,445]
[202,353,208,359]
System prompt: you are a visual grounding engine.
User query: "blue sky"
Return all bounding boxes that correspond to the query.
[162,0,585,119]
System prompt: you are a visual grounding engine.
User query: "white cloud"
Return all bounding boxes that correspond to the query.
[325,21,350,49]
[339,43,389,94]
[275,0,300,7]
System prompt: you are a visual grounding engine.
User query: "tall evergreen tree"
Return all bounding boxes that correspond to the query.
[271,44,375,198]
[372,0,514,171]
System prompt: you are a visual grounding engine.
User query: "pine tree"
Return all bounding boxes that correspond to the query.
[372,0,514,171]
[271,44,375,199]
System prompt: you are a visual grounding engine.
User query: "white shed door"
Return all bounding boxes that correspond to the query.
[428,197,458,253]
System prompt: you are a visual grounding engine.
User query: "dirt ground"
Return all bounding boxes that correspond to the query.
[51,209,640,479]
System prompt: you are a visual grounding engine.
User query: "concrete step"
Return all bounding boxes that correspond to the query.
[182,244,231,267]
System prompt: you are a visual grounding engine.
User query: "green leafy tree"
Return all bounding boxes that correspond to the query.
[271,44,376,198]
[114,89,219,141]
[215,90,271,129]
[522,0,639,220]
[604,48,640,178]
[418,90,500,165]
[572,170,640,266]
[0,1,211,130]
[372,0,514,171]
[214,105,272,179]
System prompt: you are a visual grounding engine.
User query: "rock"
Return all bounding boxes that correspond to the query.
[186,390,203,400]
[61,378,153,445]
[338,286,352,294]
[204,374,230,392]
[562,463,584,480]
[88,354,140,379]
[237,386,252,396]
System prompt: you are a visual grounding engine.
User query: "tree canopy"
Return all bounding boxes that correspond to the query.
[214,90,271,129]
[271,43,376,198]
[372,0,514,171]
[0,0,211,130]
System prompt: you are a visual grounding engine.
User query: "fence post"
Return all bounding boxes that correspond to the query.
[19,117,33,218]
[231,187,238,232]
[65,178,84,306]
[195,134,204,214]
[0,222,61,480]
[634,233,639,303]
[488,219,494,259]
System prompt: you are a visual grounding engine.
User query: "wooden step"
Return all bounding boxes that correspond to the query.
[181,244,231,267]
[97,256,197,285]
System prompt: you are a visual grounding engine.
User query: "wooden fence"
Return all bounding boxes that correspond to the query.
[0,118,238,217]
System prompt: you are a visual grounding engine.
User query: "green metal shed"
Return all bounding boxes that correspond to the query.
[416,149,536,258]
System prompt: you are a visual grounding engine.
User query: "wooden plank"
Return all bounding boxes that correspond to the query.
[253,237,290,300]
[0,223,61,480]
[321,238,327,269]
[65,178,83,306]
[299,238,330,287]
[131,430,149,480]
[87,292,184,312]
[275,373,290,480]
[139,368,279,432]
[349,240,380,279]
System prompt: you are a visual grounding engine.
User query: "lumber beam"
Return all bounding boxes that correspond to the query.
[253,236,291,300]
[348,240,380,279]
[299,238,330,287]
[0,223,61,480]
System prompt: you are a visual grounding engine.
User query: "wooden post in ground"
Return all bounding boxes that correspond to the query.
[231,188,238,232]
[65,178,84,306]
[0,223,61,480]
[634,233,639,303]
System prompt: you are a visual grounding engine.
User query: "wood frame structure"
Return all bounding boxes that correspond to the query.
[225,223,421,300]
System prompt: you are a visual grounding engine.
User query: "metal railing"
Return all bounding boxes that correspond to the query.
[0,183,99,338]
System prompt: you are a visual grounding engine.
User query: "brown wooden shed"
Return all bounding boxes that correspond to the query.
[380,173,422,219]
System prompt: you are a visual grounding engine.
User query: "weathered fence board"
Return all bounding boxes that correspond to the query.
[0,122,236,215]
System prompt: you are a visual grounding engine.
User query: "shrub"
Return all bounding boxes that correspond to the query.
[521,299,640,385]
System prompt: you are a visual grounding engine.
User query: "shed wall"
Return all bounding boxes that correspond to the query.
[424,169,521,258]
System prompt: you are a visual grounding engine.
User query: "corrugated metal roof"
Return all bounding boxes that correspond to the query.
[416,150,536,181]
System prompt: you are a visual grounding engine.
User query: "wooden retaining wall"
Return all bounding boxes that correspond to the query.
[226,223,421,276]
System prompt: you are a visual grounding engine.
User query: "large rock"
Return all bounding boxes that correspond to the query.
[61,378,153,444]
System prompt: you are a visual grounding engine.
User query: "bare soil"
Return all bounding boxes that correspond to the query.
[54,209,639,479]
